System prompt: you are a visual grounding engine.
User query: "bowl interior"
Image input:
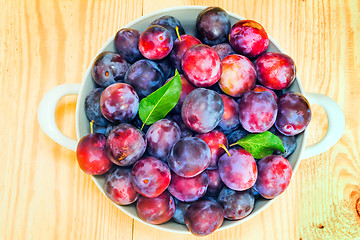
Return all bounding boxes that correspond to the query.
[75,6,306,234]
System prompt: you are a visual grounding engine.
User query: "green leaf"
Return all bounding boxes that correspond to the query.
[139,69,181,129]
[231,131,285,159]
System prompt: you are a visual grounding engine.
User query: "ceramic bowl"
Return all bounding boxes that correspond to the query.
[38,6,345,234]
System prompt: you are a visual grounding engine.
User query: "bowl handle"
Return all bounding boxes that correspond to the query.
[301,93,345,159]
[37,84,81,152]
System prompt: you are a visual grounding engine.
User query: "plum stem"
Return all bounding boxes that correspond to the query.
[219,144,231,157]
[175,26,181,41]
[90,120,94,134]
[141,122,145,131]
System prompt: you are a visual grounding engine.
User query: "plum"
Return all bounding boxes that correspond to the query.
[184,199,224,236]
[238,90,278,133]
[124,59,164,98]
[115,28,142,63]
[217,94,240,134]
[196,130,228,170]
[218,54,256,97]
[182,44,222,87]
[167,137,210,177]
[93,124,108,135]
[217,188,255,220]
[92,51,129,87]
[146,119,181,160]
[212,43,235,60]
[275,92,311,136]
[255,52,296,90]
[229,20,269,59]
[155,58,174,79]
[150,15,185,41]
[172,199,191,225]
[106,124,147,166]
[269,126,297,158]
[168,171,209,202]
[169,35,201,73]
[253,84,278,101]
[206,169,225,197]
[170,115,194,138]
[85,88,109,126]
[181,88,224,133]
[254,155,292,199]
[136,191,175,224]
[139,25,173,60]
[76,132,113,175]
[104,167,139,205]
[196,7,231,45]
[100,83,139,123]
[131,156,171,198]
[218,148,257,191]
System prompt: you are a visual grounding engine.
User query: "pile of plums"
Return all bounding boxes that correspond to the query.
[76,7,311,236]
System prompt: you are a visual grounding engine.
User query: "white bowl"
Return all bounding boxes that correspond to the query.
[38,6,345,234]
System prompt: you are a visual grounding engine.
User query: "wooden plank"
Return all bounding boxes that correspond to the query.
[0,0,142,239]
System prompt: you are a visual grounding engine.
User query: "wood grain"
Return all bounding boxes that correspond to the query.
[0,0,359,239]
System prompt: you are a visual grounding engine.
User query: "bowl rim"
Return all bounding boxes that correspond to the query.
[75,5,308,234]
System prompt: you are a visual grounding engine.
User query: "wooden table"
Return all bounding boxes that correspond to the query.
[1,0,359,239]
